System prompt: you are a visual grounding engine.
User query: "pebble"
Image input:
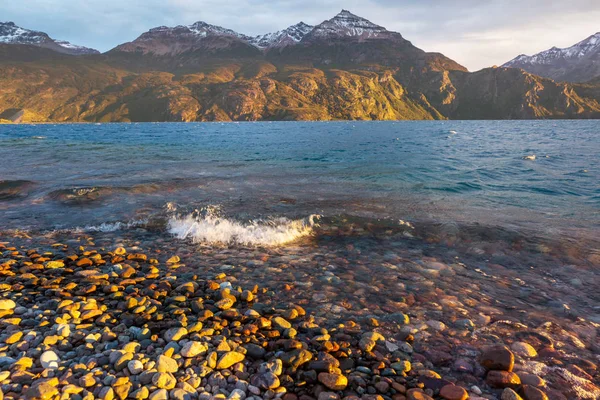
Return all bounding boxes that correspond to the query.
[180,341,208,358]
[216,352,245,369]
[480,345,514,372]
[511,342,537,358]
[0,300,16,310]
[127,360,144,375]
[501,388,523,400]
[439,385,468,400]
[317,373,348,390]
[486,370,521,389]
[39,351,59,369]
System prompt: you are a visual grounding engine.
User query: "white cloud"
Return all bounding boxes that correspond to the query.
[2,0,599,70]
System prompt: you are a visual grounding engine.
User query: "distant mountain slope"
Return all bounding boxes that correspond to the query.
[503,32,600,82]
[0,22,99,55]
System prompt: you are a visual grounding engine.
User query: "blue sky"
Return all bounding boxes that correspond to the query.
[2,0,599,70]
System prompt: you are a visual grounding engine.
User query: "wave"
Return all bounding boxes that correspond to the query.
[168,208,320,246]
[49,186,111,204]
[0,180,34,200]
[73,219,149,233]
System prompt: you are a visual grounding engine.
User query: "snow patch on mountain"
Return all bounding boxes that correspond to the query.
[0,22,49,45]
[306,10,395,40]
[250,22,314,49]
[504,32,600,66]
[0,21,99,55]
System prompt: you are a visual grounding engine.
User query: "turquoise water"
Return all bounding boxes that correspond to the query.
[0,121,598,250]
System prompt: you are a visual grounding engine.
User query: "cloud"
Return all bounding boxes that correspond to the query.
[2,0,599,70]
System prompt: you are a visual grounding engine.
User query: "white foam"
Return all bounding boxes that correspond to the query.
[168,211,320,246]
[76,219,148,233]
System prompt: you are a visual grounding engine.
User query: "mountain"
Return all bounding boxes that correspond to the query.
[112,21,256,56]
[0,22,99,55]
[250,22,314,49]
[304,10,397,42]
[2,11,600,122]
[503,32,600,82]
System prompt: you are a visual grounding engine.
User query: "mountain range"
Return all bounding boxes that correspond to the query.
[0,22,99,56]
[1,11,600,123]
[503,32,600,83]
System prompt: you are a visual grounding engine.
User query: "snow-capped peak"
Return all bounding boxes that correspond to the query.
[0,21,51,45]
[187,21,250,40]
[306,9,395,41]
[504,32,600,67]
[0,21,99,55]
[249,22,314,49]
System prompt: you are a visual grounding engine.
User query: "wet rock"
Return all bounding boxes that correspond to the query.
[480,345,514,372]
[511,342,537,358]
[439,384,468,400]
[501,388,523,400]
[406,389,434,400]
[521,385,549,400]
[486,370,521,389]
[317,372,347,390]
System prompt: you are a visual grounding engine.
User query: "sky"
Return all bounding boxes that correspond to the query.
[2,0,600,71]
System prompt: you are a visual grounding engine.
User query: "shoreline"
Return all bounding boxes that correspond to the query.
[2,118,600,125]
[0,228,598,400]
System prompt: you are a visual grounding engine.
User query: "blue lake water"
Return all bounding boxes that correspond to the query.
[0,120,598,253]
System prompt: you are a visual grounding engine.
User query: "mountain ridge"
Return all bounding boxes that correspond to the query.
[111,10,413,56]
[2,11,600,122]
[0,21,99,55]
[503,32,600,82]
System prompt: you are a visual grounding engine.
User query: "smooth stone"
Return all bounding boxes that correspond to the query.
[480,345,515,372]
[439,384,468,400]
[40,351,60,369]
[317,372,348,390]
[227,389,246,400]
[216,352,245,369]
[24,382,58,400]
[501,388,523,400]
[156,355,178,373]
[406,389,434,400]
[149,389,169,400]
[521,385,549,400]
[487,370,521,389]
[180,341,207,358]
[128,360,144,375]
[164,328,187,342]
[250,372,280,390]
[0,300,16,310]
[152,373,177,390]
[511,342,537,358]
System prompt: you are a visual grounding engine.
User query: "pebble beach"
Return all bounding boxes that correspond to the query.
[0,218,598,400]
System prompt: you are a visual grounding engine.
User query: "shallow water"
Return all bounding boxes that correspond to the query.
[0,121,598,249]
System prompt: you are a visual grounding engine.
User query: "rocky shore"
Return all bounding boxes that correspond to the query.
[0,229,598,400]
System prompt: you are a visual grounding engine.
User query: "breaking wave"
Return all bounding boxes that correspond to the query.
[75,219,148,233]
[168,207,320,246]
